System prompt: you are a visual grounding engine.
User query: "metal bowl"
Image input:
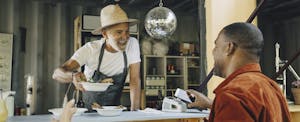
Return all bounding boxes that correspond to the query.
[48,108,87,117]
[80,82,112,91]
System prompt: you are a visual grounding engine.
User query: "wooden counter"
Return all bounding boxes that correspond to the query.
[289,105,300,122]
[8,105,299,122]
[7,111,208,122]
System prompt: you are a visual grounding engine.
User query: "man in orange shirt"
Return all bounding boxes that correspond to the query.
[187,22,291,122]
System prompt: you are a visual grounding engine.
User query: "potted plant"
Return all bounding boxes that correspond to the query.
[291,80,300,104]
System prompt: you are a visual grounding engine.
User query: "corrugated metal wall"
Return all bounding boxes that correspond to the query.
[0,0,201,114]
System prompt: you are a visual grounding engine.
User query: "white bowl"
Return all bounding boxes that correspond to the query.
[48,108,87,117]
[80,82,112,91]
[95,106,125,116]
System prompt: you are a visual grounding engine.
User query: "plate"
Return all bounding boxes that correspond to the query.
[80,82,112,91]
[94,106,126,116]
[48,108,87,117]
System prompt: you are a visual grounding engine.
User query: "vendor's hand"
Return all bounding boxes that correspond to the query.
[59,99,77,122]
[72,72,87,91]
[186,89,212,109]
[52,67,73,82]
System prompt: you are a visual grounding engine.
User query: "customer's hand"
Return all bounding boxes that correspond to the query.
[186,89,212,109]
[72,72,87,91]
[60,99,77,122]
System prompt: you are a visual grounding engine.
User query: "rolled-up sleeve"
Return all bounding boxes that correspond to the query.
[127,37,141,64]
[71,43,91,66]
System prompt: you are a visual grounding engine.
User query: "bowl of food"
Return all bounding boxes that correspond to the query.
[94,105,126,116]
[80,82,112,91]
[48,108,87,117]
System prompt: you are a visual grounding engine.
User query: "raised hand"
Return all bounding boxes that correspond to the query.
[186,89,212,109]
[60,99,77,122]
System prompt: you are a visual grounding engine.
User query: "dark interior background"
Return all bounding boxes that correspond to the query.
[258,0,300,100]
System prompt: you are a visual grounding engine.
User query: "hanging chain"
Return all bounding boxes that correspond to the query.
[159,0,163,7]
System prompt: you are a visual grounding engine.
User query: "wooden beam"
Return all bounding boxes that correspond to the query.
[267,6,300,20]
[263,0,300,13]
[148,0,160,9]
[188,7,197,13]
[172,0,190,10]
[188,0,198,12]
[128,0,136,5]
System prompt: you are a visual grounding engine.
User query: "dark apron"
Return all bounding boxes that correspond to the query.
[83,42,128,110]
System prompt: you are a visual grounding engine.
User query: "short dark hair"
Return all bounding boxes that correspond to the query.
[222,22,264,56]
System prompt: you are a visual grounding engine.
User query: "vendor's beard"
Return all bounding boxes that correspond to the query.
[118,40,127,51]
[107,38,127,52]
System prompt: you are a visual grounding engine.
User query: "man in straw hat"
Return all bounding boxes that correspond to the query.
[52,4,141,112]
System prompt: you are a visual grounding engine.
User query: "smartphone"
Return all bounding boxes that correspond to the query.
[175,88,192,103]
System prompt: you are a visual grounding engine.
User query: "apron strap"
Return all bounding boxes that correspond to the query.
[123,51,128,75]
[96,41,106,72]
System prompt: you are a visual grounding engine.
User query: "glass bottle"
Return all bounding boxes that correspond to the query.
[156,89,163,110]
[0,89,8,122]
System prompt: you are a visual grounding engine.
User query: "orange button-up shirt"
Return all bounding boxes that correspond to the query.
[209,63,291,122]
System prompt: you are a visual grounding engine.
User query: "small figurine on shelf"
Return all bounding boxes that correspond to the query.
[167,64,176,74]
[167,64,171,72]
[170,65,176,74]
[179,50,184,56]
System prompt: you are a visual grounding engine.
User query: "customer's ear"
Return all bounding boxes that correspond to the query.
[226,41,236,56]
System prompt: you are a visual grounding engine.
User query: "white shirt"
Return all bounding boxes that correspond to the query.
[71,37,141,79]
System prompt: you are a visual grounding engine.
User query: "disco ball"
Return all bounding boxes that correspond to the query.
[144,6,177,39]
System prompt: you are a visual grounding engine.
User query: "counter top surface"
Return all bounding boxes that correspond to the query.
[7,111,209,122]
[9,105,300,122]
[289,105,300,112]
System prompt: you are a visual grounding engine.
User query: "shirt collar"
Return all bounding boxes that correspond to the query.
[213,63,262,94]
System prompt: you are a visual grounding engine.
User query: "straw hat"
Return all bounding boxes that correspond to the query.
[92,4,139,35]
